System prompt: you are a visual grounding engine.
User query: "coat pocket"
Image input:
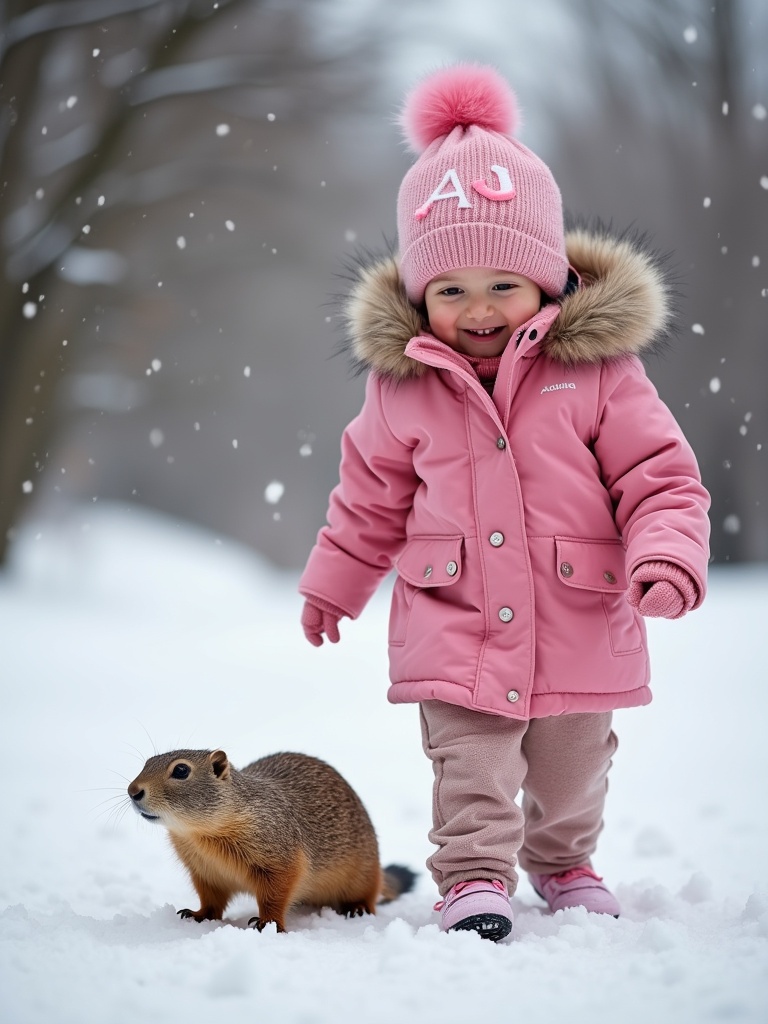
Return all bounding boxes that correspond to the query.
[395,535,464,587]
[554,537,642,655]
[554,537,628,592]
[389,535,464,646]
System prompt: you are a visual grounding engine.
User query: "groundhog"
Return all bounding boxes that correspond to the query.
[127,748,415,932]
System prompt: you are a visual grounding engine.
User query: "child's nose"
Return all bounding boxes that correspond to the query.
[467,299,494,320]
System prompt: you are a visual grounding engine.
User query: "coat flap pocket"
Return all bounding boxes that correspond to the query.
[395,535,463,588]
[555,537,628,592]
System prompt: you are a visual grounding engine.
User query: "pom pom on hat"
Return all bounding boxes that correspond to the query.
[400,64,520,154]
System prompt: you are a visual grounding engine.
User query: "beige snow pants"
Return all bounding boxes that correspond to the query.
[419,700,618,896]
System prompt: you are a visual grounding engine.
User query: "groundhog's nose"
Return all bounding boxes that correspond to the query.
[128,783,144,802]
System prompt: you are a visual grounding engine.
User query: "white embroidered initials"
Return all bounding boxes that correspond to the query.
[414,165,516,220]
[414,169,471,221]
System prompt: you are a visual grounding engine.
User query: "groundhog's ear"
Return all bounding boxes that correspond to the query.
[209,750,230,779]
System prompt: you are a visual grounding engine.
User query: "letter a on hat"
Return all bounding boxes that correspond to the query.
[414,168,471,220]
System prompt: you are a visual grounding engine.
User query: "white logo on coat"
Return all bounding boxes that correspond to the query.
[541,382,576,393]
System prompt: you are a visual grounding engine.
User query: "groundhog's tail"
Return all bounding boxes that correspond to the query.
[379,863,417,903]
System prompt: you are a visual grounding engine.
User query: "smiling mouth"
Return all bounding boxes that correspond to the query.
[463,327,503,339]
[140,811,160,821]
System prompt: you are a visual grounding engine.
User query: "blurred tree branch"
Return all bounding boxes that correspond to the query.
[557,0,766,561]
[0,0,382,563]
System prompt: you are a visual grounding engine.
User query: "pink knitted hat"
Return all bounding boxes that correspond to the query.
[397,65,568,303]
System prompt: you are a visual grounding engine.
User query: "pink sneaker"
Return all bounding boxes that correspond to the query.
[434,879,513,941]
[529,866,620,917]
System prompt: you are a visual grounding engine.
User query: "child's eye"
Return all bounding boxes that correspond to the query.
[440,287,463,296]
[492,283,515,292]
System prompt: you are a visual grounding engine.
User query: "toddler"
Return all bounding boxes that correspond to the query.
[299,65,710,940]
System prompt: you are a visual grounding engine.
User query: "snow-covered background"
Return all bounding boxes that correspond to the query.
[1,504,767,1024]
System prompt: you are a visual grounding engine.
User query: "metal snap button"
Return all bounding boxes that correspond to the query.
[423,565,433,578]
[498,606,514,622]
[506,690,520,703]
[496,437,506,450]
[489,532,504,547]
[560,562,574,578]
[446,561,458,576]
[603,571,617,584]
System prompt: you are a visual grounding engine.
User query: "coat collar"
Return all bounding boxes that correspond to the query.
[342,228,674,380]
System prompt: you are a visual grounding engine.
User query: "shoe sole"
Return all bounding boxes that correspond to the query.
[449,913,512,942]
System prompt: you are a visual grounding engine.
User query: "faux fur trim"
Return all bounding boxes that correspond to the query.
[343,228,674,380]
[547,227,673,367]
[342,256,428,379]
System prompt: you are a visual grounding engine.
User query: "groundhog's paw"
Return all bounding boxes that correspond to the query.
[248,915,286,933]
[177,908,205,922]
[338,901,373,919]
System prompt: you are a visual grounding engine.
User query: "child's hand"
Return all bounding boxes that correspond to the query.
[301,597,345,646]
[626,561,698,619]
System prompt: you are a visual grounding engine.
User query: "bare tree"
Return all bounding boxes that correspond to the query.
[0,0,384,564]
[551,0,767,562]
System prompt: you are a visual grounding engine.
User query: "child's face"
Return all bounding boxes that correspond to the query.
[424,268,542,358]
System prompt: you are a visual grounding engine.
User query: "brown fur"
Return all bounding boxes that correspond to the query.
[345,228,672,379]
[128,749,415,932]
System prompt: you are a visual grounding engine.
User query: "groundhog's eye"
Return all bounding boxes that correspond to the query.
[171,763,191,780]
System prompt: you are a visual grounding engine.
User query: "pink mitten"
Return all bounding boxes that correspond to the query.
[626,561,698,619]
[300,597,345,647]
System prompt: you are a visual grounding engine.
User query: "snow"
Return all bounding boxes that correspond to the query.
[264,481,285,504]
[1,504,766,1024]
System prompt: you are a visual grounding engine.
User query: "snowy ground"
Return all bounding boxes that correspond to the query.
[1,503,766,1024]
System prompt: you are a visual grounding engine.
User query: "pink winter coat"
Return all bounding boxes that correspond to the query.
[300,229,711,719]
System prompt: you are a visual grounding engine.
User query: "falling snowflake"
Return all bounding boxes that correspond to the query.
[723,515,741,535]
[264,481,284,505]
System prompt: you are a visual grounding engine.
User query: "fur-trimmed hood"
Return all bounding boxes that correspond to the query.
[343,228,674,379]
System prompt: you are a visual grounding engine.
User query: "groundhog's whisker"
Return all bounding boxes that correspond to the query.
[90,794,134,829]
